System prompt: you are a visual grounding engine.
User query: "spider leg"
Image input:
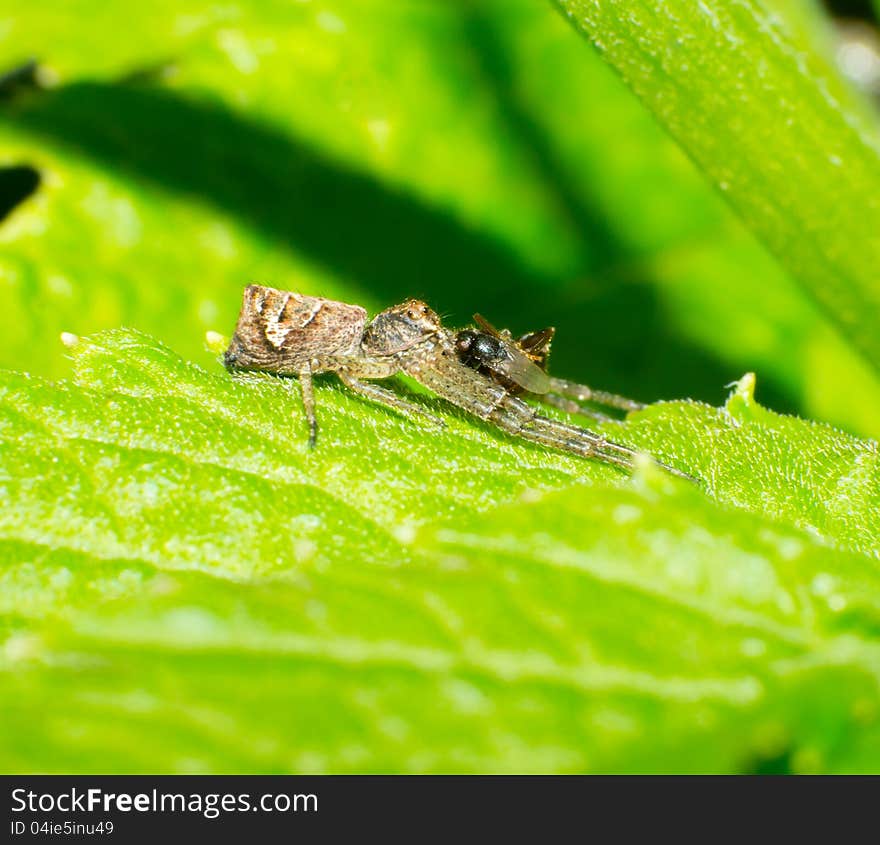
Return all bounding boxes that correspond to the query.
[298,366,318,449]
[336,373,447,428]
[487,394,636,471]
[547,377,646,413]
[539,393,625,425]
[401,349,695,481]
[490,394,695,480]
[228,368,321,447]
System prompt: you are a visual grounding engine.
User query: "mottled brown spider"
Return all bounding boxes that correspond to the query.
[224,285,693,479]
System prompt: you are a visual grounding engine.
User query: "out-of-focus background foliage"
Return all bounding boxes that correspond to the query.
[2,0,879,434]
[2,0,880,774]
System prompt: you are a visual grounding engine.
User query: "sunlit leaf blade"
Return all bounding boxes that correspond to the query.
[552,0,880,376]
[1,331,879,772]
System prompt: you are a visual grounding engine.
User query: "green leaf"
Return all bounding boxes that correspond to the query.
[3,0,880,775]
[1,331,879,773]
[552,0,880,376]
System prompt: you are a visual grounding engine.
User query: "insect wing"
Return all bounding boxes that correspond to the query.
[472,313,552,393]
[494,343,552,394]
[473,313,502,338]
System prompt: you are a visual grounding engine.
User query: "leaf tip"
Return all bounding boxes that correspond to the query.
[725,372,758,419]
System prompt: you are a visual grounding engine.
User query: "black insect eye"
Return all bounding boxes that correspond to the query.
[456,331,475,352]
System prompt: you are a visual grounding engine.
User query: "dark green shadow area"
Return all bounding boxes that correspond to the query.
[461,7,627,269]
[0,164,40,222]
[823,0,878,23]
[746,747,795,774]
[2,79,798,412]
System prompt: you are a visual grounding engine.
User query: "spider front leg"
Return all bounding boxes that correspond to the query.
[490,393,696,480]
[546,377,646,413]
[539,393,625,425]
[402,352,695,480]
[487,393,638,472]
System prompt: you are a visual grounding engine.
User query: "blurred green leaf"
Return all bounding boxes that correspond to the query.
[1,330,879,773]
[1,0,879,435]
[553,0,880,381]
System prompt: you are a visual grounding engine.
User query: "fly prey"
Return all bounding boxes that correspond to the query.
[455,314,645,424]
[223,285,692,479]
